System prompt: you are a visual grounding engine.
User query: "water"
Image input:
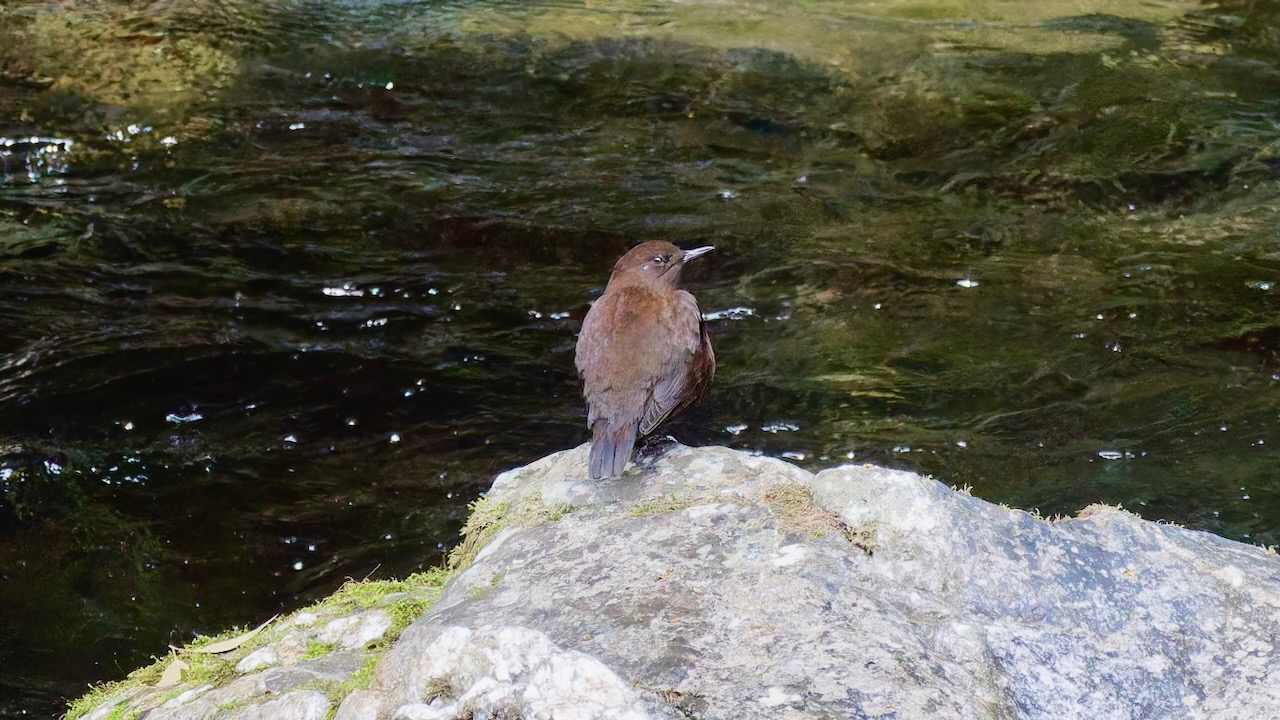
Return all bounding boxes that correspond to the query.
[3,0,1280,714]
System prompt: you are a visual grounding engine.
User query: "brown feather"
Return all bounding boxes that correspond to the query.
[575,240,715,479]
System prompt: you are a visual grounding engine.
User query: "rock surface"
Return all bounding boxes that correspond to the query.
[73,443,1280,720]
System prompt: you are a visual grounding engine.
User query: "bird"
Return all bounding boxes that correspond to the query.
[575,240,715,479]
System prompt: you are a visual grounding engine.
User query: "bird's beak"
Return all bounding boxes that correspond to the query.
[682,246,714,263]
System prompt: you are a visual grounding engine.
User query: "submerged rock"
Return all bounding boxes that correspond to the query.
[72,443,1280,719]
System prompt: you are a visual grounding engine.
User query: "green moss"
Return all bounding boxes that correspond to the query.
[122,661,166,690]
[447,497,510,572]
[186,622,269,652]
[317,568,450,649]
[180,654,238,688]
[758,482,876,551]
[315,653,381,709]
[628,495,696,517]
[465,572,504,600]
[64,493,546,719]
[348,654,378,689]
[273,651,381,720]
[63,648,184,720]
[214,695,259,716]
[447,495,576,572]
[624,489,696,512]
[547,503,577,521]
[159,619,278,690]
[319,568,449,615]
[62,681,136,720]
[100,704,139,720]
[383,596,434,642]
[302,641,336,660]
[63,569,449,719]
[63,645,239,720]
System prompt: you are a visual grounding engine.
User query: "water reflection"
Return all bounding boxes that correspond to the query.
[3,0,1280,715]
[0,136,73,183]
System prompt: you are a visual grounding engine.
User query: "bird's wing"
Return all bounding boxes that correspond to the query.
[574,296,608,380]
[576,289,648,427]
[638,292,706,436]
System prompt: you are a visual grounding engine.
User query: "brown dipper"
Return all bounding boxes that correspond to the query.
[575,240,715,479]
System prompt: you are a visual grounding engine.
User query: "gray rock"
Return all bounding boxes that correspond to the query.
[236,647,278,673]
[317,609,394,649]
[70,443,1280,720]
[334,689,382,720]
[237,690,330,720]
[369,444,1280,719]
[381,625,678,720]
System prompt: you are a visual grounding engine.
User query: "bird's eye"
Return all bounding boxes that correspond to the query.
[653,253,671,264]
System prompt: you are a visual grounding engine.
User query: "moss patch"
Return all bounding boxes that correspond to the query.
[323,653,380,704]
[761,482,870,550]
[319,568,449,616]
[384,595,436,642]
[302,641,336,660]
[447,494,576,572]
[63,569,449,719]
[466,572,504,600]
[447,497,511,572]
[628,495,697,517]
[62,680,139,720]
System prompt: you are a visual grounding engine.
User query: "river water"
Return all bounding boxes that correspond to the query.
[3,0,1280,714]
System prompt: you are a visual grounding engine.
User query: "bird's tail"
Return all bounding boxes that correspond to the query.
[589,418,637,480]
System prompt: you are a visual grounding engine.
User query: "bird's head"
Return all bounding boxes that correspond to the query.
[609,240,714,287]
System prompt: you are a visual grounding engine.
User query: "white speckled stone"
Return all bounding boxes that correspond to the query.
[238,690,330,720]
[236,647,278,673]
[318,610,393,649]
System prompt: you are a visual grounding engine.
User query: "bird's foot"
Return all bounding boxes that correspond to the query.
[633,434,680,468]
